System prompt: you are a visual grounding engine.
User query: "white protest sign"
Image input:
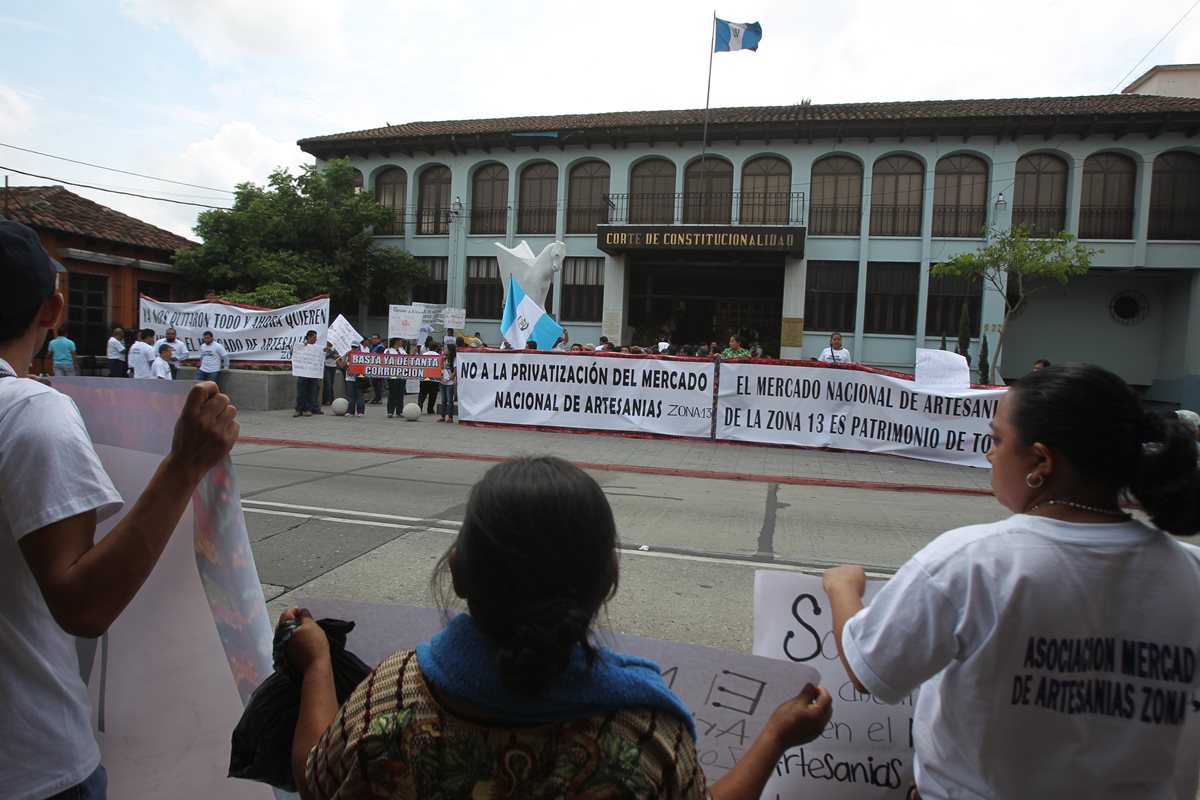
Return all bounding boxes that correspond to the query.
[387,305,423,340]
[290,341,326,379]
[914,348,971,390]
[53,378,273,799]
[327,314,362,356]
[716,362,1005,467]
[457,351,716,438]
[300,599,822,784]
[138,296,329,362]
[754,571,915,797]
[410,301,467,331]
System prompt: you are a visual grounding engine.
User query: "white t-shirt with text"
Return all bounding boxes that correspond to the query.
[156,338,188,365]
[843,514,1200,799]
[128,340,156,379]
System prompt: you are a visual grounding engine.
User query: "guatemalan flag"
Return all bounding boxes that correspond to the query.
[714,18,762,52]
[501,276,564,350]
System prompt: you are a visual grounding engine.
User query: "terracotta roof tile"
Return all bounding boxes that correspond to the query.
[300,94,1200,145]
[0,186,196,253]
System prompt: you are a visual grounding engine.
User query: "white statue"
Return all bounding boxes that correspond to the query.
[495,240,565,310]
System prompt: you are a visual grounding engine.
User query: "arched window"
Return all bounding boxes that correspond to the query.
[350,168,364,193]
[1079,153,1136,239]
[470,164,508,235]
[567,160,610,234]
[683,157,732,224]
[1150,151,1200,240]
[417,166,451,235]
[1013,154,1067,234]
[518,163,558,234]
[740,156,791,224]
[932,155,988,237]
[810,156,863,235]
[374,167,406,236]
[629,158,676,224]
[870,155,923,236]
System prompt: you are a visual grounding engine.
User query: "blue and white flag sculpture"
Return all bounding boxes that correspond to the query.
[501,276,564,350]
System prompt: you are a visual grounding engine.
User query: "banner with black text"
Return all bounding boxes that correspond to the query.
[138,295,330,362]
[717,362,1004,467]
[458,351,716,438]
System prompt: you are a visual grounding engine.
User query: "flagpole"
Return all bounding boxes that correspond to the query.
[701,11,715,211]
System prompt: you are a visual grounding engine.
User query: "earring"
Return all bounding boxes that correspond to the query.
[1025,472,1044,489]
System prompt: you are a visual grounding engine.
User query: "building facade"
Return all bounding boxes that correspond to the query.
[301,94,1200,408]
[2,186,194,362]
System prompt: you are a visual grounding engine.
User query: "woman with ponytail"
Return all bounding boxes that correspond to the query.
[282,456,832,799]
[824,362,1200,799]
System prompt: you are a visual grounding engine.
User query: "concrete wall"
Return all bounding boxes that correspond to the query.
[177,367,341,411]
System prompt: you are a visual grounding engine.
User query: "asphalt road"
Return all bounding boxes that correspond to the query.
[235,440,1006,653]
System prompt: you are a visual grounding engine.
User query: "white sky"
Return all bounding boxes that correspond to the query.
[2,0,1199,240]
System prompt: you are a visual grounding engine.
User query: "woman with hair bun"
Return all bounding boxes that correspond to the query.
[824,362,1200,799]
[282,456,833,799]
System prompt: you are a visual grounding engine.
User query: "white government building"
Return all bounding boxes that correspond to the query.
[300,65,1200,409]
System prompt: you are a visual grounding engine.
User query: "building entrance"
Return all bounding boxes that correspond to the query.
[626,253,784,354]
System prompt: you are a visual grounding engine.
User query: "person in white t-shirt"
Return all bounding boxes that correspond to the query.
[151,343,173,380]
[105,326,127,377]
[823,362,1200,799]
[384,337,406,419]
[195,330,229,386]
[155,327,188,379]
[127,328,157,379]
[0,217,238,800]
[817,331,852,364]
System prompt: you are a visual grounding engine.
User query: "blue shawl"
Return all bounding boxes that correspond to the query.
[416,614,696,738]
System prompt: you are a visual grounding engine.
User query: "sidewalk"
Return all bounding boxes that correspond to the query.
[235,404,994,496]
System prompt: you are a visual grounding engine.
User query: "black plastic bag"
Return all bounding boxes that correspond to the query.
[229,617,372,791]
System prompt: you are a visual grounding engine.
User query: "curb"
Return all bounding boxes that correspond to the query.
[238,435,995,497]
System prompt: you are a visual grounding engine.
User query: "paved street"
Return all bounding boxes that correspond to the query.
[234,406,1002,653]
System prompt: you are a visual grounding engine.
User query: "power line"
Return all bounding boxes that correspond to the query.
[0,166,231,209]
[0,141,236,194]
[1108,0,1200,93]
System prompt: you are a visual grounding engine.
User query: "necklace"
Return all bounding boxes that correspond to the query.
[1028,499,1129,518]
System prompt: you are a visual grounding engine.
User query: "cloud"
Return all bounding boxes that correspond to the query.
[171,120,306,189]
[0,83,34,136]
[113,121,307,239]
[0,15,64,36]
[119,0,346,65]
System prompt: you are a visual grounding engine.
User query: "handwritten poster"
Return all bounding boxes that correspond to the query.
[753,571,915,797]
[290,342,325,379]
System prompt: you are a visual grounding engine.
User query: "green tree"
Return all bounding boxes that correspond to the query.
[175,159,428,322]
[219,281,301,308]
[931,224,1097,384]
[955,302,971,360]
